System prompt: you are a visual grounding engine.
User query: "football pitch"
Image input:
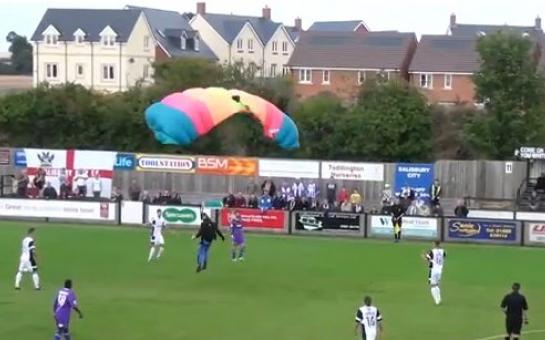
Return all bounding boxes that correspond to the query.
[0,222,544,340]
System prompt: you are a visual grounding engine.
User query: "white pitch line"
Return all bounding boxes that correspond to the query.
[473,329,545,340]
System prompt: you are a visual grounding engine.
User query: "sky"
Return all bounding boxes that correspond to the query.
[1,0,545,52]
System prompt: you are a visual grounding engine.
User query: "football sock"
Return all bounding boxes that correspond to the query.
[148,247,155,262]
[232,249,237,260]
[436,287,442,304]
[15,272,22,288]
[239,247,245,259]
[32,273,40,289]
[157,247,164,259]
[64,334,71,340]
[54,334,61,340]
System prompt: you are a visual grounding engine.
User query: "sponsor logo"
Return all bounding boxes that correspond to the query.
[137,155,195,173]
[529,223,545,243]
[37,151,55,167]
[114,153,136,170]
[298,215,323,231]
[14,150,27,167]
[448,221,481,237]
[197,156,257,176]
[162,208,197,223]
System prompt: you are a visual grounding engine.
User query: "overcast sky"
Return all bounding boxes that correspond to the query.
[2,0,544,52]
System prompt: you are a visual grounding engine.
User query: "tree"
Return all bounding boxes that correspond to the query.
[467,32,545,159]
[6,31,32,74]
[354,80,433,162]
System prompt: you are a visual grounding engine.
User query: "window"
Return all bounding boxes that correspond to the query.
[75,35,84,44]
[298,68,311,83]
[272,41,278,53]
[45,34,58,45]
[143,64,150,79]
[282,65,289,76]
[194,37,200,51]
[271,64,277,77]
[249,62,257,74]
[282,41,288,53]
[247,39,254,52]
[102,35,116,47]
[237,38,243,51]
[322,70,330,84]
[420,74,433,88]
[144,36,150,50]
[45,63,58,79]
[357,71,366,85]
[181,37,187,50]
[102,64,116,81]
[444,74,452,89]
[76,64,84,78]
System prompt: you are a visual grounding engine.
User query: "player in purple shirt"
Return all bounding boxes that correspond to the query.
[230,211,246,262]
[53,279,83,340]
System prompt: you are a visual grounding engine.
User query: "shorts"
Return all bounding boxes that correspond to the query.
[19,256,37,272]
[232,234,245,246]
[506,317,523,335]
[151,234,165,246]
[429,270,442,285]
[361,326,377,340]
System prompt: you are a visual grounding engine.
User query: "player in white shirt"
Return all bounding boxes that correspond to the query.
[15,228,41,290]
[354,296,383,340]
[424,240,447,305]
[147,209,166,262]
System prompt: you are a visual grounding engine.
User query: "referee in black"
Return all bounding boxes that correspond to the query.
[500,283,528,340]
[391,198,404,243]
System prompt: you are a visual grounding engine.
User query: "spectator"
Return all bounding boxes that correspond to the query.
[111,186,123,202]
[160,190,172,204]
[354,204,364,214]
[33,168,46,196]
[59,178,72,199]
[338,187,349,204]
[292,196,305,211]
[306,181,318,206]
[320,199,331,212]
[406,200,418,216]
[382,184,393,207]
[272,194,284,210]
[16,170,29,197]
[129,180,141,201]
[529,191,540,211]
[292,180,305,198]
[340,200,352,212]
[247,194,258,209]
[140,191,152,204]
[431,203,443,217]
[350,189,362,206]
[326,177,337,205]
[234,192,246,208]
[223,193,236,207]
[91,174,102,199]
[43,182,58,199]
[454,199,469,218]
[401,185,415,201]
[280,182,290,200]
[536,173,545,192]
[261,179,276,197]
[246,179,260,196]
[431,179,442,207]
[170,193,183,205]
[74,170,88,197]
[259,192,273,212]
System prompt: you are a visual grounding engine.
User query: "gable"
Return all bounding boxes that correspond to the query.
[99,25,118,37]
[42,24,60,36]
[233,22,264,47]
[73,28,86,37]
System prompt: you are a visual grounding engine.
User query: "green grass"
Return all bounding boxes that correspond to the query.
[0,222,544,340]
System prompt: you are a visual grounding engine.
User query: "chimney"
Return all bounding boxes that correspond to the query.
[450,13,457,27]
[196,2,206,15]
[262,6,271,20]
[536,16,542,30]
[295,17,302,31]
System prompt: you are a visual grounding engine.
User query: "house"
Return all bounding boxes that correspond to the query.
[126,6,217,62]
[31,8,156,92]
[408,35,479,105]
[189,2,297,77]
[287,31,417,102]
[308,20,368,33]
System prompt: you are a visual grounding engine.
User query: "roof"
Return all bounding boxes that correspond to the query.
[451,23,541,37]
[31,8,141,42]
[201,13,283,44]
[128,6,216,60]
[285,26,302,42]
[288,31,416,69]
[308,20,367,32]
[409,35,480,73]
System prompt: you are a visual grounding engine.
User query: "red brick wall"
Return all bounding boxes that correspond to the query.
[410,73,476,105]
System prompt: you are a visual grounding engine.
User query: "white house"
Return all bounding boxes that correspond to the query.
[189,2,300,77]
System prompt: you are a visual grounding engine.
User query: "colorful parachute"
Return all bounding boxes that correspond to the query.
[145,87,299,149]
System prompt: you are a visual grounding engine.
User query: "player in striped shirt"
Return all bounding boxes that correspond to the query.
[15,227,40,290]
[424,240,447,305]
[354,296,383,340]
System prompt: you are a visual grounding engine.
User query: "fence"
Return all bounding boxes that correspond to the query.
[1,197,543,248]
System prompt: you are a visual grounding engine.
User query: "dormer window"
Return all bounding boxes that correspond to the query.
[73,29,86,45]
[477,31,487,37]
[99,25,118,47]
[42,24,60,46]
[522,32,530,38]
[102,35,116,46]
[181,31,188,50]
[194,36,200,52]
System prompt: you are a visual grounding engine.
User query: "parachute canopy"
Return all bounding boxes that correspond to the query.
[145,87,300,149]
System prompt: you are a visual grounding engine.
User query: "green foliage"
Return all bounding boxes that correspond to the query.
[468,32,545,159]
[431,105,475,159]
[5,31,32,75]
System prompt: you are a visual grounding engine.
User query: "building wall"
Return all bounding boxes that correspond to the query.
[263,26,294,77]
[229,23,264,75]
[190,15,230,64]
[124,13,155,87]
[410,73,476,104]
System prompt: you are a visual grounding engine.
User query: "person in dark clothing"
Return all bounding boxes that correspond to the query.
[501,283,529,340]
[326,178,337,205]
[43,182,58,200]
[192,213,225,273]
[247,194,258,209]
[223,193,236,208]
[454,199,469,218]
[391,199,404,243]
[536,173,545,192]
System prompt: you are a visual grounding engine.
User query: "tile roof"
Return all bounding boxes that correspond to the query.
[128,6,217,60]
[201,13,282,44]
[285,26,302,42]
[451,23,541,37]
[288,31,416,70]
[409,35,480,73]
[308,20,366,32]
[31,8,141,42]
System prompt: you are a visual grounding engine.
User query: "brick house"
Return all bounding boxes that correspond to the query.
[287,31,417,102]
[409,35,479,105]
